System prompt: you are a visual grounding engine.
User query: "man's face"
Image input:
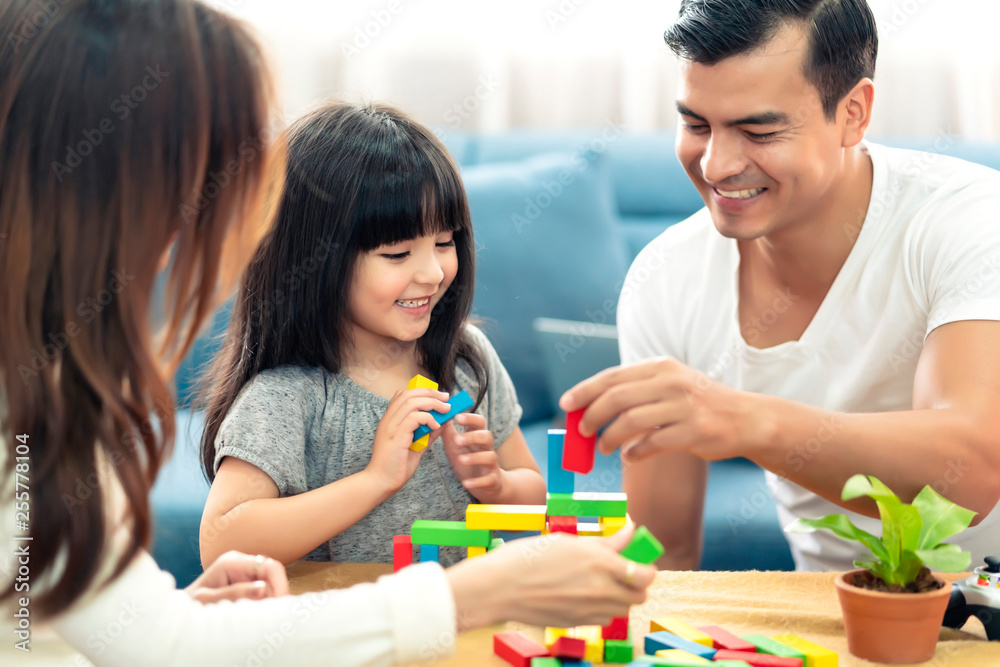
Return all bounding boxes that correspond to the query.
[675,23,848,241]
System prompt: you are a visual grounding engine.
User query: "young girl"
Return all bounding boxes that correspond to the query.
[198,102,547,567]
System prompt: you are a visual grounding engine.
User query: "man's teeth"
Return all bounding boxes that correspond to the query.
[396,298,430,308]
[716,187,766,200]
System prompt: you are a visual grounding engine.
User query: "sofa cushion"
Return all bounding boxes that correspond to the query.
[463,151,629,423]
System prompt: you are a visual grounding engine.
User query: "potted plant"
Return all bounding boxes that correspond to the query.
[787,474,976,664]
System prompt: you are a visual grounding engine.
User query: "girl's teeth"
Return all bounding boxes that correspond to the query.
[717,187,766,199]
[396,299,429,308]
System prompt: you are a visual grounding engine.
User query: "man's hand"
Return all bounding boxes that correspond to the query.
[559,357,762,462]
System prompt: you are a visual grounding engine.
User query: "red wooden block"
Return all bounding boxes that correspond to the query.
[548,515,578,535]
[715,649,803,667]
[393,535,412,572]
[602,614,629,639]
[551,636,586,659]
[696,624,757,651]
[562,408,596,474]
[493,631,549,667]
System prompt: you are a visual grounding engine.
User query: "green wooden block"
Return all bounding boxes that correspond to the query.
[530,658,561,667]
[410,520,491,547]
[634,657,751,667]
[605,637,634,662]
[546,491,628,517]
[740,634,807,660]
[488,537,505,551]
[620,525,664,564]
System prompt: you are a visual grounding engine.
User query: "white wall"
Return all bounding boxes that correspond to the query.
[211,0,1000,140]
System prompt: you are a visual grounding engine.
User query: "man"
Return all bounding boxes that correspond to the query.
[561,0,1000,571]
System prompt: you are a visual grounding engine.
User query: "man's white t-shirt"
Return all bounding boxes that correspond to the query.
[618,141,1000,571]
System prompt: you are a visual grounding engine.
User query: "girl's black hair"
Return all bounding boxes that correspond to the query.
[200,101,487,481]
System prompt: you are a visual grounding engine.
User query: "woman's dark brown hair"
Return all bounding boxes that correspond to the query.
[200,102,488,482]
[0,0,283,618]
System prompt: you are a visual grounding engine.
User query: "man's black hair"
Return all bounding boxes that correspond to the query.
[665,0,878,121]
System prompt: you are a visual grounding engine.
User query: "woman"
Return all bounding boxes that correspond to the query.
[0,1,655,665]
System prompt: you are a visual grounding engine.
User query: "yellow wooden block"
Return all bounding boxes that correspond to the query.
[465,504,547,531]
[544,627,567,649]
[569,625,602,642]
[408,374,439,452]
[578,521,603,537]
[772,634,838,667]
[466,546,486,558]
[584,638,604,663]
[600,515,627,535]
[650,617,714,647]
[654,649,712,664]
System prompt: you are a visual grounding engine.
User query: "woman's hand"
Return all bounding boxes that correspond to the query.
[445,523,656,631]
[367,388,451,493]
[185,551,289,604]
[440,413,505,502]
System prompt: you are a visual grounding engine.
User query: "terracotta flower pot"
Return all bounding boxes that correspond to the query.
[835,569,952,664]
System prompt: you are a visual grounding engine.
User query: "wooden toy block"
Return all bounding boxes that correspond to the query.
[547,428,575,494]
[584,638,604,663]
[649,618,713,647]
[392,535,412,572]
[604,637,634,663]
[647,649,712,664]
[488,537,505,551]
[546,492,628,517]
[411,519,491,547]
[407,374,439,451]
[770,635,837,667]
[411,389,474,441]
[578,521,603,537]
[602,615,629,640]
[621,525,665,564]
[570,625,603,642]
[741,635,806,661]
[551,635,586,659]
[563,407,596,473]
[644,631,716,659]
[544,627,566,647]
[465,504,547,531]
[418,544,439,563]
[600,515,627,535]
[493,631,549,667]
[467,546,486,558]
[548,515,578,535]
[530,658,561,667]
[714,650,803,667]
[695,625,757,652]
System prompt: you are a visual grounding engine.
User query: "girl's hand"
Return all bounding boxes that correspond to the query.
[185,551,289,604]
[367,388,451,494]
[446,522,656,630]
[440,413,504,502]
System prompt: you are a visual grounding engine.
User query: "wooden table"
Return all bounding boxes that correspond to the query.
[287,562,1000,666]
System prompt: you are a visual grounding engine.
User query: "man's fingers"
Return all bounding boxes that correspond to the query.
[558,364,629,412]
[596,401,682,455]
[579,375,676,437]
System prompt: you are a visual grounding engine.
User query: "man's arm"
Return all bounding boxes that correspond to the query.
[623,450,707,570]
[562,320,1000,523]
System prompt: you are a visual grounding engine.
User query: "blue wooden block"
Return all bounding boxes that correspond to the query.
[412,390,474,441]
[547,429,574,494]
[644,631,716,659]
[419,544,439,563]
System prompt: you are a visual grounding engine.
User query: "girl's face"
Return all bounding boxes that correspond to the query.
[348,230,459,351]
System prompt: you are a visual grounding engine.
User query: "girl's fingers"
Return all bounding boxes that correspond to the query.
[458,450,498,467]
[453,412,486,429]
[461,471,500,490]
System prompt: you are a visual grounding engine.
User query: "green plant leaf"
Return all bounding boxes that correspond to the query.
[840,475,921,572]
[915,544,972,573]
[912,486,977,550]
[787,514,889,562]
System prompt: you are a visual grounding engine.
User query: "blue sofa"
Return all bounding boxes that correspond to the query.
[153,131,1000,585]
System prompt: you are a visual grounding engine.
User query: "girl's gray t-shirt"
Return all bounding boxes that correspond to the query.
[212,325,523,566]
